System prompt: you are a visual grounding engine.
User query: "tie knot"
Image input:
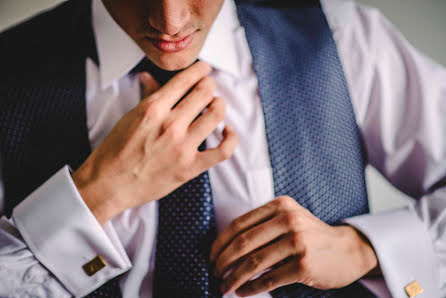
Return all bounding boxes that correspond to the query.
[131,57,182,85]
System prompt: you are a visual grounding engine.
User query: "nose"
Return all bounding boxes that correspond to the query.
[149,0,191,36]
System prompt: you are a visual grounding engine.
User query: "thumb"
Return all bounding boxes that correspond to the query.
[139,72,161,98]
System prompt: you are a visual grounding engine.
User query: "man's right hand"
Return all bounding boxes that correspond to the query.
[72,61,238,225]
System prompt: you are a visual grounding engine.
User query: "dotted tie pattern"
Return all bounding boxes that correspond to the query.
[135,60,221,298]
[236,1,376,297]
[153,171,220,298]
[85,277,122,298]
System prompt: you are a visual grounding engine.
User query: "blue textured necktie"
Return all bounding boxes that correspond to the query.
[236,1,375,297]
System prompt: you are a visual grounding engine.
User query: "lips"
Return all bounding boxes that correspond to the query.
[149,33,194,53]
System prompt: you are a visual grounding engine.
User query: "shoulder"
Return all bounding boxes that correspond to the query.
[321,0,384,33]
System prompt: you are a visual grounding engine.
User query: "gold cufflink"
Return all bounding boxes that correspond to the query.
[83,255,107,276]
[405,280,424,297]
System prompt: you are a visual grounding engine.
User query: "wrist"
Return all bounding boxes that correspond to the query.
[338,225,379,277]
[72,164,123,225]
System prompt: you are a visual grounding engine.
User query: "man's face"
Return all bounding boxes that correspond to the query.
[102,0,224,71]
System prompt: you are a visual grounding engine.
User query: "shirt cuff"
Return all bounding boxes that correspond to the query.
[12,166,132,297]
[344,207,441,298]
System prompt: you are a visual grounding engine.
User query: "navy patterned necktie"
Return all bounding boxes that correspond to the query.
[86,59,206,298]
[130,58,221,297]
[141,59,221,297]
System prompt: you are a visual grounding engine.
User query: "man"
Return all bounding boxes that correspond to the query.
[0,0,444,297]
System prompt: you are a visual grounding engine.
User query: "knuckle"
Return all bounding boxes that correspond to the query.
[197,76,216,92]
[298,257,311,274]
[282,212,296,228]
[192,79,213,100]
[175,71,193,86]
[190,61,210,78]
[282,211,301,229]
[209,97,226,120]
[235,234,249,251]
[274,196,295,209]
[140,101,163,121]
[163,120,185,142]
[230,219,243,233]
[262,276,276,289]
[246,254,262,271]
[290,231,302,250]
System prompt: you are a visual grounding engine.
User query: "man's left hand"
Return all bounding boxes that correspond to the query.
[210,196,379,296]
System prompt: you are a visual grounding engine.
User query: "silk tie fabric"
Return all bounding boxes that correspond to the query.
[137,59,222,298]
[236,1,375,297]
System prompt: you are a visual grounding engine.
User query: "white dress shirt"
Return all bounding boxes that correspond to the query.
[0,0,445,297]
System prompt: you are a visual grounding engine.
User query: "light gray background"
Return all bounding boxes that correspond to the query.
[0,0,445,213]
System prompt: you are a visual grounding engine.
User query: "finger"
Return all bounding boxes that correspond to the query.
[210,199,282,263]
[214,214,289,278]
[187,97,225,147]
[143,61,212,109]
[194,124,238,169]
[235,257,301,297]
[140,72,161,98]
[171,76,216,127]
[220,234,300,294]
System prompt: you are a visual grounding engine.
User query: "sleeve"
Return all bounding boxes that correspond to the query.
[344,197,443,298]
[0,217,71,297]
[2,166,132,297]
[322,1,446,297]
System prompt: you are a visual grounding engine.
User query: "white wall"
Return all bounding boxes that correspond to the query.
[1,0,445,213]
[0,0,63,30]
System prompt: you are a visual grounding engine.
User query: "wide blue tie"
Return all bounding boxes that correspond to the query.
[236,1,375,297]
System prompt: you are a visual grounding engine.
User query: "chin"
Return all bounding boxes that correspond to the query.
[155,54,198,71]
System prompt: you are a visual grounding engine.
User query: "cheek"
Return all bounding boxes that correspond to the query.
[192,0,225,27]
[105,0,147,37]
[122,8,147,35]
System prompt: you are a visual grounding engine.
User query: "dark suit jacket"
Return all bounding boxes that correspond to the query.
[0,0,96,217]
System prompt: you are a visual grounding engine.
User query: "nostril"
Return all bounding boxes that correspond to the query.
[148,2,190,36]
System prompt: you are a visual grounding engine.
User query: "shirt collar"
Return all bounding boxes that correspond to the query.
[92,0,242,90]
